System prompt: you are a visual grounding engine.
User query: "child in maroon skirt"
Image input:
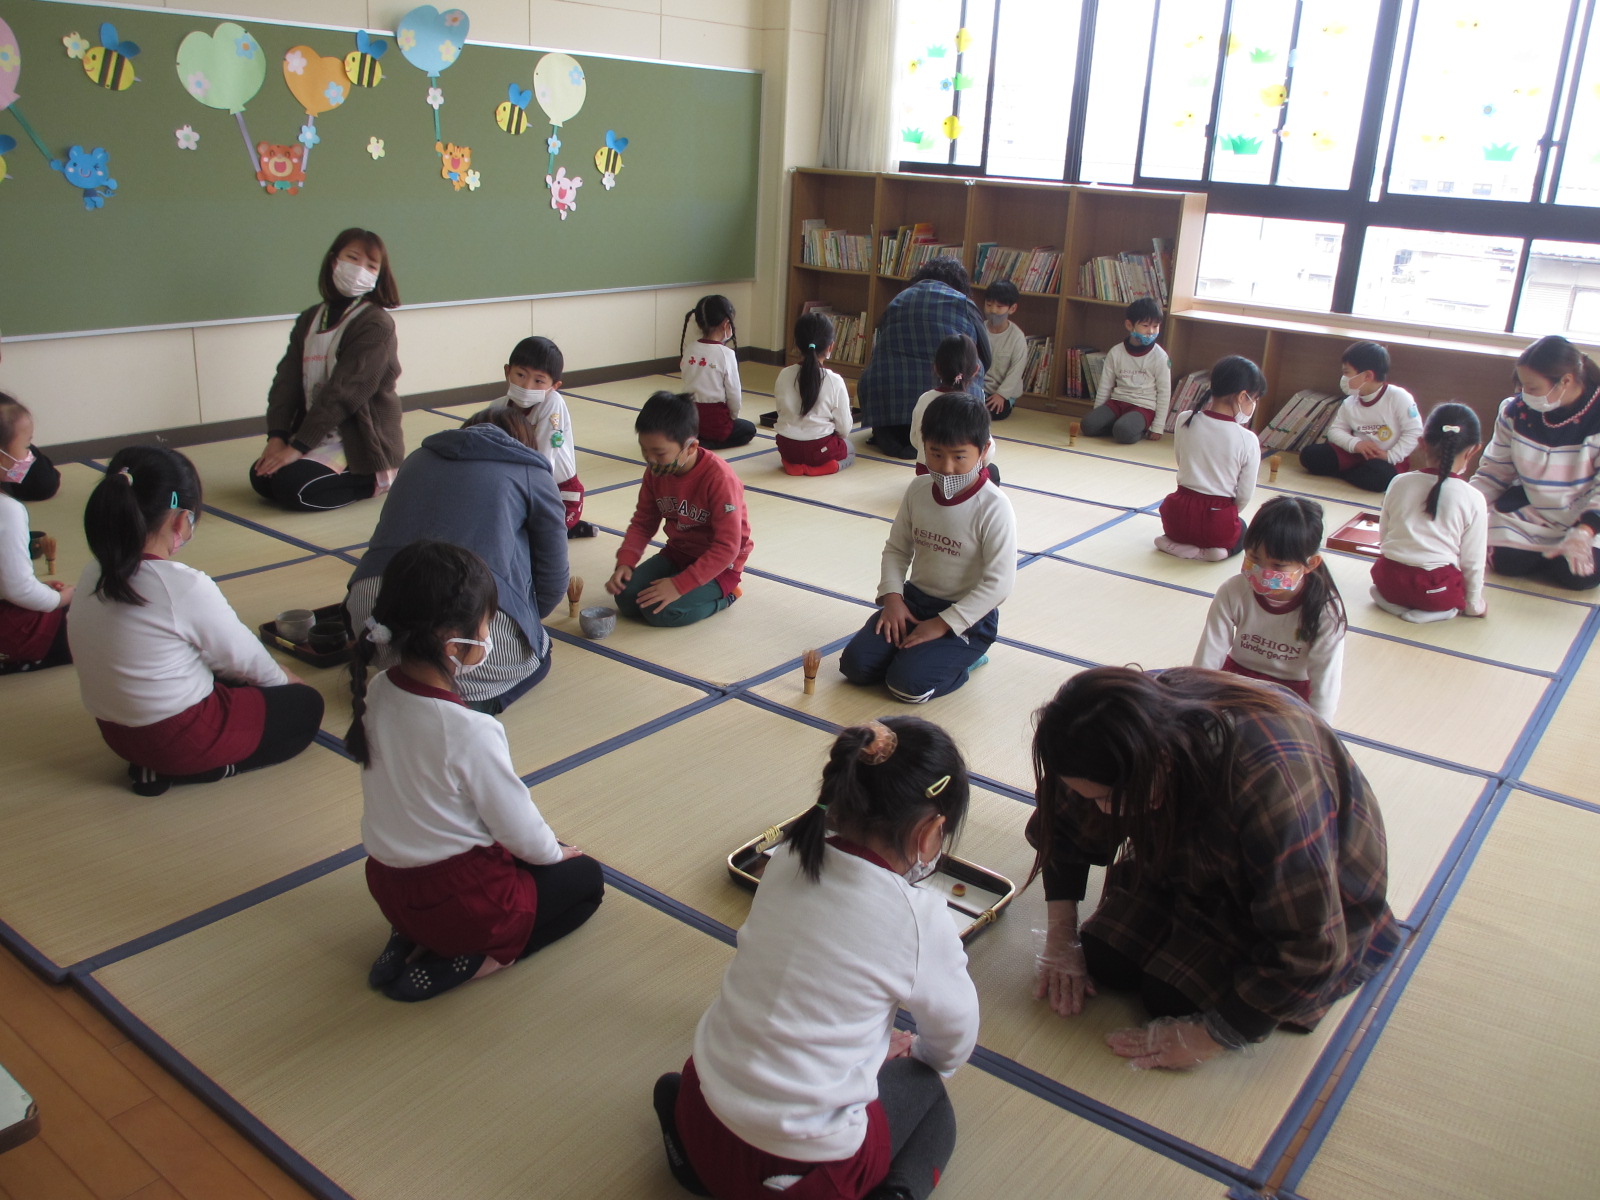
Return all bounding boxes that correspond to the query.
[351,540,603,1003]
[1157,357,1264,561]
[680,295,756,450]
[1371,403,1488,623]
[774,312,855,475]
[0,395,72,673]
[69,446,323,796]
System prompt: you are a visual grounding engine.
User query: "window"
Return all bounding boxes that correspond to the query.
[894,0,996,169]
[1354,228,1520,331]
[1515,241,1600,337]
[985,0,1083,180]
[1197,214,1344,311]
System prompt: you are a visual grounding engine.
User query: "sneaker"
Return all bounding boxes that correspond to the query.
[128,764,171,798]
[566,521,597,539]
[652,1074,710,1196]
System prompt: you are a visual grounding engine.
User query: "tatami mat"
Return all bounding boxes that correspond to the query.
[987,443,1176,510]
[0,666,360,972]
[731,452,913,522]
[1293,792,1600,1200]
[1519,633,1600,805]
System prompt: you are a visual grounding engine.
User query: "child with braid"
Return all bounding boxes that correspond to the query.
[654,716,978,1200]
[351,541,603,1003]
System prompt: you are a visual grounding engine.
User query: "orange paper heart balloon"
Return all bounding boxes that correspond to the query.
[283,45,350,115]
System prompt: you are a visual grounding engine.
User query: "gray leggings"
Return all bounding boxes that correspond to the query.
[877,1057,957,1199]
[1080,404,1150,444]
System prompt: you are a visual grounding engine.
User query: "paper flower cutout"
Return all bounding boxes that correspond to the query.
[186,70,210,98]
[940,78,952,91]
[367,136,385,159]
[324,80,346,105]
[175,125,199,150]
[63,32,90,59]
[546,132,562,154]
[568,64,584,87]
[601,172,616,190]
[427,86,444,109]
[439,40,458,65]
[0,42,18,72]
[398,28,417,50]
[285,48,307,75]
[234,34,255,59]
[444,11,464,25]
[298,123,320,148]
[465,168,481,190]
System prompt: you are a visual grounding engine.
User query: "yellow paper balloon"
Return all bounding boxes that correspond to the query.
[954,27,972,53]
[1260,84,1287,107]
[942,114,961,139]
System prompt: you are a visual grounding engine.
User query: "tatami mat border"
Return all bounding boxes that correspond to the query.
[1494,606,1600,779]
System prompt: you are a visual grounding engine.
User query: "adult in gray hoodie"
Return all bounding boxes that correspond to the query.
[347,411,569,711]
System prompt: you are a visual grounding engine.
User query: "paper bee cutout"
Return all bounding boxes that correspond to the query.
[345,30,387,88]
[84,23,141,91]
[594,129,627,190]
[497,84,532,134]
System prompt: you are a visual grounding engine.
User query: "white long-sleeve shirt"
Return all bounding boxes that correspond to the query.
[910,389,999,468]
[1173,409,1260,506]
[359,670,563,869]
[69,558,288,728]
[1378,472,1489,611]
[983,321,1028,403]
[1325,384,1422,464]
[773,363,852,442]
[1194,573,1345,722]
[1095,341,1172,431]
[879,475,1016,636]
[0,494,63,613]
[488,389,578,483]
[692,841,978,1162]
[680,340,742,419]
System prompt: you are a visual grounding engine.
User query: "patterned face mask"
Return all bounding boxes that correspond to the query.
[930,464,983,499]
[1244,560,1305,596]
[0,447,34,484]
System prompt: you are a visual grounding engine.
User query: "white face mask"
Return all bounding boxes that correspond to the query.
[1,447,34,485]
[1339,375,1359,396]
[172,509,196,554]
[448,635,494,676]
[1236,395,1257,425]
[930,463,984,499]
[506,384,548,410]
[1520,382,1569,413]
[332,259,379,298]
[903,856,938,886]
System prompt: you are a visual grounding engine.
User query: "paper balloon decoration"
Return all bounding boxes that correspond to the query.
[177,23,266,116]
[283,47,348,116]
[533,53,585,125]
[0,15,21,110]
[397,7,469,77]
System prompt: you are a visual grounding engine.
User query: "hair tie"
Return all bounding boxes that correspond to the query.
[807,343,816,350]
[364,616,392,645]
[925,775,951,798]
[857,720,898,765]
[1441,425,1461,433]
[116,468,134,485]
[812,799,829,813]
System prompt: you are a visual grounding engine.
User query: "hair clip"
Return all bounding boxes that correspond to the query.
[364,616,393,645]
[115,468,134,484]
[169,491,180,509]
[925,775,951,798]
[857,719,898,765]
[1441,424,1461,433]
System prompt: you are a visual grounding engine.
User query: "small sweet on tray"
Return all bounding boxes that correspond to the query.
[1328,512,1383,559]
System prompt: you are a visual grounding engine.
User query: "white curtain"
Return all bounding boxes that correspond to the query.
[819,0,900,172]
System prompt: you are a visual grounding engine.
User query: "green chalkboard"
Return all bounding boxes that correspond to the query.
[0,0,761,336]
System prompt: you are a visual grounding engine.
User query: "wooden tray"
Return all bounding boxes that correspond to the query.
[728,812,1017,943]
[258,603,353,668]
[1328,512,1382,559]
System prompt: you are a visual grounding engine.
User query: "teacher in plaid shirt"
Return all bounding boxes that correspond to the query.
[857,257,991,460]
[1025,666,1400,1071]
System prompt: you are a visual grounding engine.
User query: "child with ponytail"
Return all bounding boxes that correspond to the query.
[70,446,324,795]
[654,717,978,1200]
[680,294,756,450]
[1193,495,1347,722]
[909,335,999,482]
[0,394,73,673]
[1156,356,1263,561]
[773,311,855,476]
[351,540,602,1003]
[1372,403,1488,622]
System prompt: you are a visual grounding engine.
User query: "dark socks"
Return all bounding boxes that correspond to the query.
[127,762,237,798]
[367,929,418,989]
[567,521,597,539]
[382,951,485,1002]
[653,1073,709,1196]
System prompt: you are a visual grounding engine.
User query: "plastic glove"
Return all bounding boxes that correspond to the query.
[1543,525,1597,577]
[1105,1017,1227,1070]
[1032,928,1095,1017]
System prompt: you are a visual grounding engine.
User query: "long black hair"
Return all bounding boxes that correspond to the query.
[793,311,835,416]
[1203,355,1265,413]
[785,717,970,883]
[346,541,499,767]
[1419,402,1481,518]
[1517,334,1600,401]
[681,294,738,358]
[84,446,203,606]
[1244,496,1345,647]
[933,334,980,392]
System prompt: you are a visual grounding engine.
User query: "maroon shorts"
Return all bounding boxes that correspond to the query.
[365,842,538,965]
[675,1057,891,1200]
[776,433,850,467]
[556,473,585,528]
[0,598,65,665]
[697,401,734,443]
[1329,445,1411,473]
[96,683,266,776]
[1221,656,1311,702]
[1371,556,1465,612]
[1159,487,1242,550]
[1105,399,1155,430]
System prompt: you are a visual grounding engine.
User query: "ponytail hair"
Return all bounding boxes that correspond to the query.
[345,541,499,767]
[1207,355,1265,411]
[785,716,970,883]
[1420,402,1480,519]
[1244,495,1345,647]
[933,334,981,393]
[681,294,738,358]
[1516,334,1600,398]
[84,446,202,606]
[794,311,835,416]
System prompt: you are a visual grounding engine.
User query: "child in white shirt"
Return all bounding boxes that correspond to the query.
[911,335,1000,484]
[1299,341,1422,493]
[351,540,602,1002]
[654,716,978,1200]
[1372,403,1488,622]
[774,311,855,476]
[1157,356,1265,561]
[489,335,594,538]
[0,395,72,673]
[981,281,1027,420]
[1083,297,1171,444]
[680,294,755,450]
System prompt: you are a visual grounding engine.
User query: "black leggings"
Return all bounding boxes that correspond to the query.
[249,459,376,512]
[1491,545,1600,591]
[514,853,605,959]
[159,682,324,784]
[1081,931,1203,1020]
[876,1057,957,1200]
[699,419,757,451]
[1298,443,1397,493]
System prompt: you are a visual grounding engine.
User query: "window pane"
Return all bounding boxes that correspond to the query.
[1209,0,1296,185]
[1555,22,1600,206]
[1385,1,1572,204]
[1354,227,1521,331]
[985,0,1081,181]
[895,0,988,167]
[1515,241,1600,339]
[1138,0,1227,181]
[1079,0,1155,184]
[1196,214,1342,310]
[1273,0,1383,190]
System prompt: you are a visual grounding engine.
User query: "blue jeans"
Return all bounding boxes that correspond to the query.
[839,581,997,703]
[614,553,735,627]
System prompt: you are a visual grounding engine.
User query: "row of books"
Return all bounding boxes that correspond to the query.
[1260,389,1343,452]
[799,301,871,366]
[1061,346,1108,399]
[878,223,963,277]
[1020,336,1053,396]
[1076,239,1172,307]
[973,244,1063,294]
[1161,371,1213,433]
[799,219,872,272]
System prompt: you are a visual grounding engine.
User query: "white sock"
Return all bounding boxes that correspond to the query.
[1369,587,1410,618]
[1401,607,1458,623]
[1155,535,1201,560]
[1198,547,1230,561]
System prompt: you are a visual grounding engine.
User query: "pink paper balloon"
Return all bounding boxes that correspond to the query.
[0,17,22,111]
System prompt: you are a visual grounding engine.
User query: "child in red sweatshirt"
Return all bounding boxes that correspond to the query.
[607,391,754,627]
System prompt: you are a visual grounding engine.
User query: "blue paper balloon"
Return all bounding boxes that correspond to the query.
[396,6,470,78]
